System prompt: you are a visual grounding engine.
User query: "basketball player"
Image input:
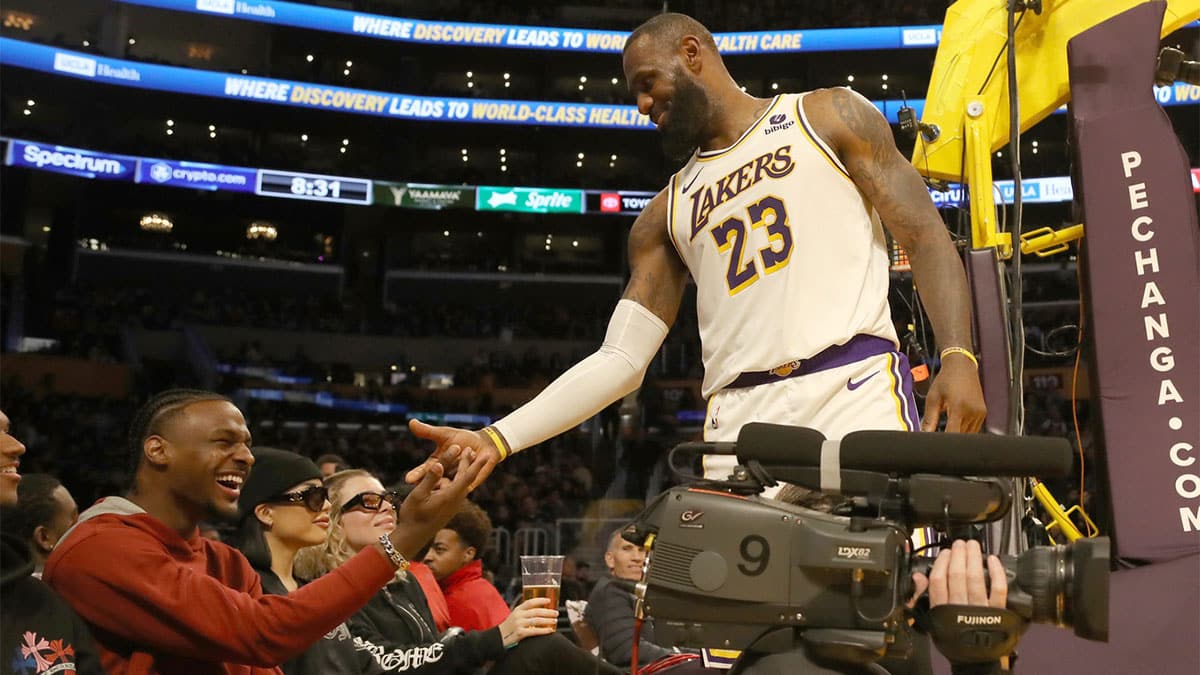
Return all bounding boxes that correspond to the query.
[408,13,986,494]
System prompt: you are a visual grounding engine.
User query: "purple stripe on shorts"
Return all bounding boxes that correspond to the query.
[896,352,920,430]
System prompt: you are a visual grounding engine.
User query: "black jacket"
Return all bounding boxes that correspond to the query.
[585,575,675,667]
[346,576,506,674]
[256,568,390,675]
[1,532,103,675]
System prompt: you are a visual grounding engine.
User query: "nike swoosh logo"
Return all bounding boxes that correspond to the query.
[680,170,702,194]
[846,372,879,391]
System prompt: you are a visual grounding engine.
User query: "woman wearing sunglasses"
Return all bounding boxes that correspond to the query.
[298,469,622,675]
[236,448,395,674]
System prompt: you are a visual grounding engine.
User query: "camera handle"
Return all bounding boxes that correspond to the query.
[923,605,1026,663]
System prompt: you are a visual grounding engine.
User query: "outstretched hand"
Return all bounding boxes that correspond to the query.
[389,447,492,559]
[405,419,501,491]
[921,358,987,433]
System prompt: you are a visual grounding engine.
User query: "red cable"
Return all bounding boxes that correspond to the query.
[631,617,644,675]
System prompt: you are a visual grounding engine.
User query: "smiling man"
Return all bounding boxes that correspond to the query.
[44,389,488,674]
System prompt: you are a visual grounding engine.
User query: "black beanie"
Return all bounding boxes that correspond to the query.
[237,447,322,522]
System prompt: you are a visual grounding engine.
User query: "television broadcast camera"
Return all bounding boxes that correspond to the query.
[623,423,1109,673]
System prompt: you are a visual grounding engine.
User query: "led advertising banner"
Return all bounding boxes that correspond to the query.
[136,158,257,192]
[5,137,1194,213]
[374,182,476,209]
[586,190,657,215]
[928,176,1078,207]
[476,186,585,214]
[120,0,946,54]
[4,39,1197,130]
[5,139,139,181]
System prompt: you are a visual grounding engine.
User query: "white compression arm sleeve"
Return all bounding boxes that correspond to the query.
[491,299,669,454]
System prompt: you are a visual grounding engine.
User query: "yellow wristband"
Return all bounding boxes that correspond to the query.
[940,346,979,367]
[480,426,510,461]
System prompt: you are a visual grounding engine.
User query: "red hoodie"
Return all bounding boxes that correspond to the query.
[409,561,452,632]
[438,559,510,631]
[44,498,396,675]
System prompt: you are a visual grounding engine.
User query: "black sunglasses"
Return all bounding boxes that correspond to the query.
[267,485,328,512]
[342,490,402,513]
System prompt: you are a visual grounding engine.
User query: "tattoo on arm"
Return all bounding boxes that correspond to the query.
[828,89,941,248]
[622,192,686,326]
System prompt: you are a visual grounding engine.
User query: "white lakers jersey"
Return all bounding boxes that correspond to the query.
[667,92,899,397]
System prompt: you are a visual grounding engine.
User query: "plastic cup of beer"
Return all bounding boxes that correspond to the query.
[520,555,564,608]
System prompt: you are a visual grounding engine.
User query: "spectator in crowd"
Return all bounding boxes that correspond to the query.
[317,453,350,479]
[299,469,622,674]
[44,389,486,674]
[0,409,103,674]
[236,447,396,674]
[560,556,589,602]
[574,561,595,597]
[422,501,510,631]
[585,527,714,673]
[8,473,79,578]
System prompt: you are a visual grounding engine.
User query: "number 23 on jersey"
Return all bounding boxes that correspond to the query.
[710,195,794,295]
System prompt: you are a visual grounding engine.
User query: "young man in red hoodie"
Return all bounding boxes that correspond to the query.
[44,389,488,675]
[422,501,510,631]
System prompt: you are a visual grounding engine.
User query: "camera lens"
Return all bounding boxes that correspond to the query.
[1009,537,1109,641]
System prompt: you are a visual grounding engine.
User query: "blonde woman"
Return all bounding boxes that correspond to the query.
[300,469,621,675]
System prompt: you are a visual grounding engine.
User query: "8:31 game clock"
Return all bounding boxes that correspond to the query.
[256,169,372,205]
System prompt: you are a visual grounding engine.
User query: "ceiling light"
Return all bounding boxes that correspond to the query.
[140,213,173,233]
[301,133,308,141]
[342,139,350,145]
[306,54,314,62]
[26,99,35,106]
[346,60,353,67]
[847,75,855,82]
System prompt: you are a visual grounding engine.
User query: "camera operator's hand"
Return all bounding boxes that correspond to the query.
[911,539,1007,609]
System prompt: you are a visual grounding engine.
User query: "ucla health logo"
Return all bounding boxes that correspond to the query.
[149,162,173,183]
[196,0,236,14]
[52,52,96,78]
